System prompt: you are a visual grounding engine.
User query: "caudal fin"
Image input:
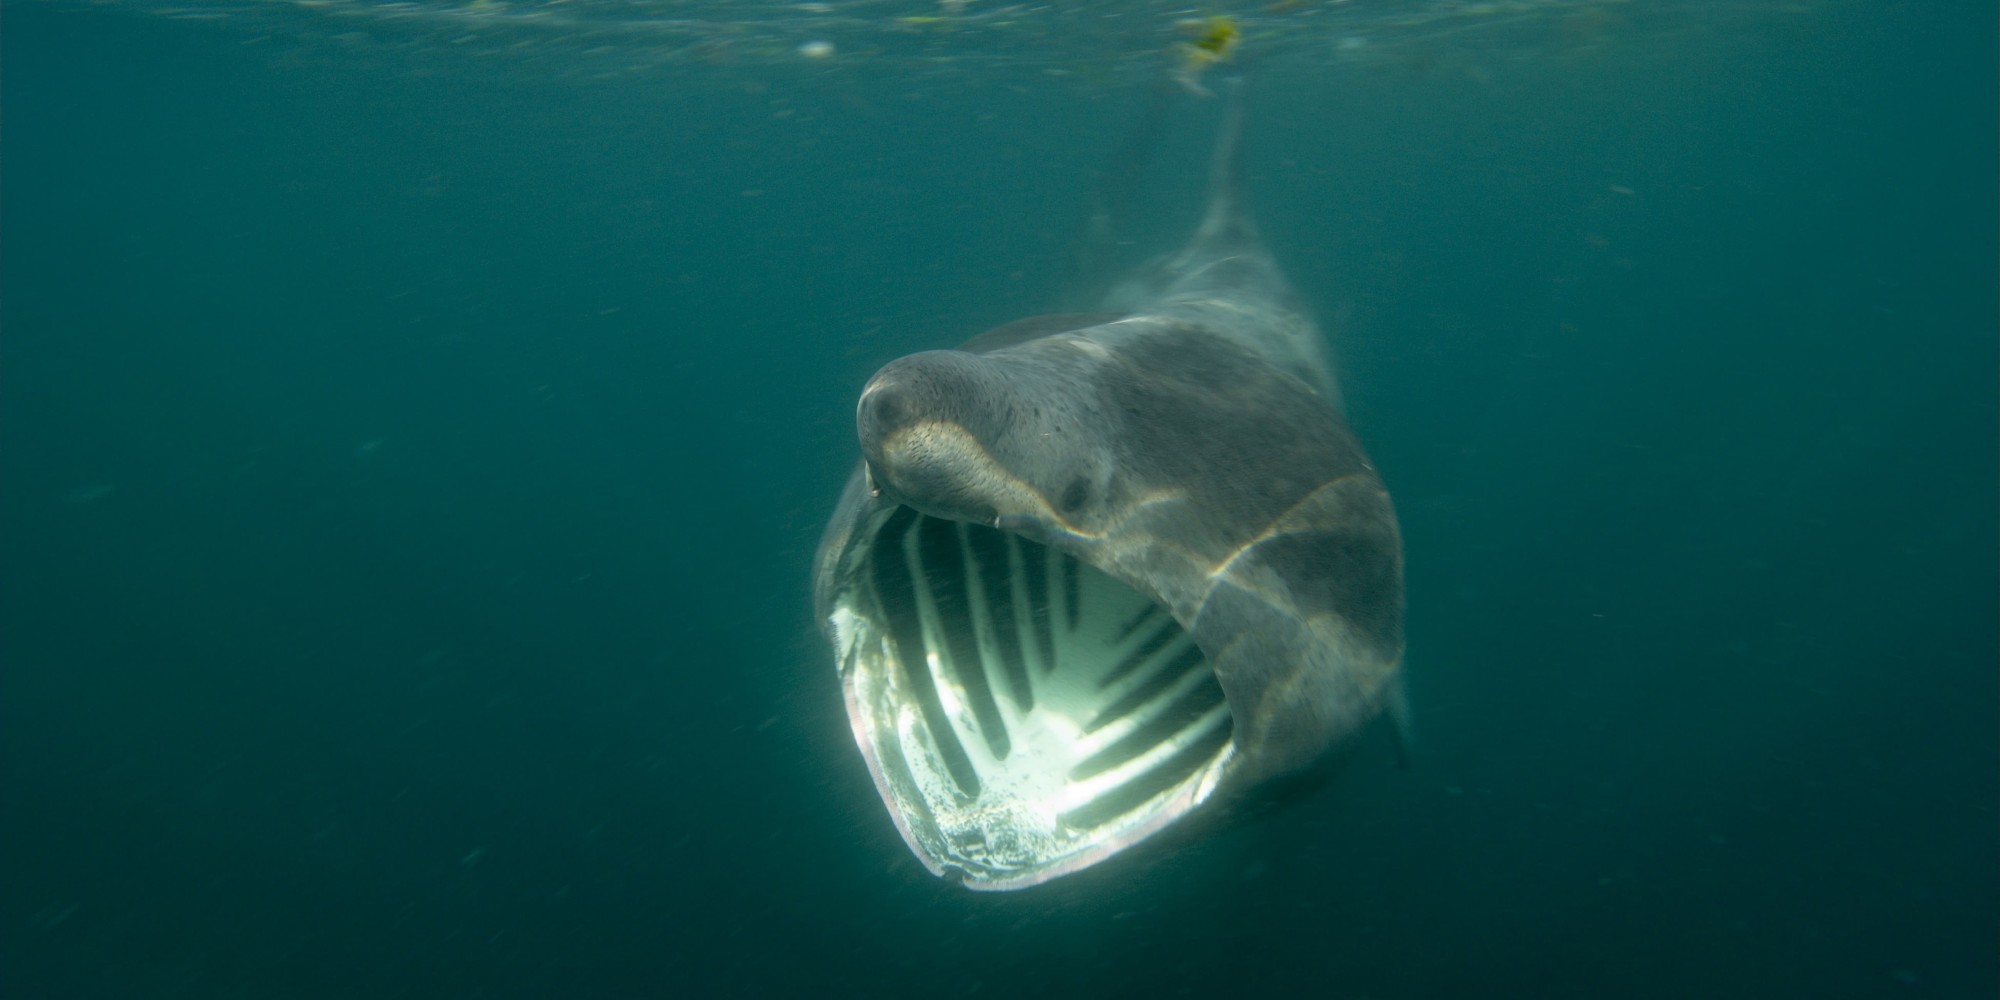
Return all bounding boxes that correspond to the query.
[1189,74,1259,256]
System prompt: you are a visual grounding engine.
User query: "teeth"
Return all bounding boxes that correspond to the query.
[850,507,1234,885]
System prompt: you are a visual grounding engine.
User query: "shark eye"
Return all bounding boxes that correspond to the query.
[1059,477,1090,513]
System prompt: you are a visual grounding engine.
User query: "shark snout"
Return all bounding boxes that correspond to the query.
[856,380,914,455]
[857,351,988,460]
[855,351,1031,525]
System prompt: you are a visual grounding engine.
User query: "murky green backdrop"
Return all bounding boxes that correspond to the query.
[3,1,1994,996]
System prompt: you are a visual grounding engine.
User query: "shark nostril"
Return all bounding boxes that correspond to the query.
[860,386,909,441]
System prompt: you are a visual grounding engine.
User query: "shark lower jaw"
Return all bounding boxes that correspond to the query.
[828,504,1235,890]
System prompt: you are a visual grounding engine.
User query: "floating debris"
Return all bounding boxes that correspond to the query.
[1174,15,1239,96]
[107,1,1647,85]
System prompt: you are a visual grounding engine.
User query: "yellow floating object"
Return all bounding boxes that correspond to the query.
[1189,15,1241,61]
[1175,15,1241,95]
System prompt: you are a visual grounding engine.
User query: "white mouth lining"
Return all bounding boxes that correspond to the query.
[839,505,1234,887]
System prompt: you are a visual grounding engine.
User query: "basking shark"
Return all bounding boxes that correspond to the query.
[813,83,1405,890]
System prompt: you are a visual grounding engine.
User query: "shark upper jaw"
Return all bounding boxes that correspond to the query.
[825,502,1236,890]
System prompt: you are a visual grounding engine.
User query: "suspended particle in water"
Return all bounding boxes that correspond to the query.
[797,39,836,59]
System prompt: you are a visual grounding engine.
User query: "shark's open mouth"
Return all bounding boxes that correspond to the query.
[827,504,1235,889]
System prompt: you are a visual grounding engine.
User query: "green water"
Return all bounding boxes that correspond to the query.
[3,1,1994,996]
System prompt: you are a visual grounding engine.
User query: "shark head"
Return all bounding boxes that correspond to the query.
[815,311,1403,890]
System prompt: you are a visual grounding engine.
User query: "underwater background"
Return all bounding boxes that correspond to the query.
[3,1,1994,996]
